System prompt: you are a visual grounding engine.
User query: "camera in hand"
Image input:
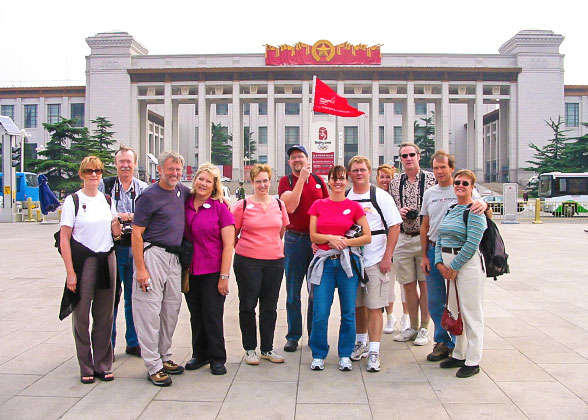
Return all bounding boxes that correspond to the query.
[117,219,133,246]
[405,209,419,220]
[345,224,363,238]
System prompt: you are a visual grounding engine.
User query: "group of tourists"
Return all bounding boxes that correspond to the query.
[59,141,491,387]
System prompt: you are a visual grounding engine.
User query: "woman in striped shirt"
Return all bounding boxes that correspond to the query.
[434,169,487,378]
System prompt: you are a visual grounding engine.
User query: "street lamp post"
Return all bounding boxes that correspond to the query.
[20,129,30,173]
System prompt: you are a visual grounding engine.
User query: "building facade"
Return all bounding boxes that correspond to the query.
[2,29,586,185]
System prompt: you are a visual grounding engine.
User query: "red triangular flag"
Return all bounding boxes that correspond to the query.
[313,78,365,117]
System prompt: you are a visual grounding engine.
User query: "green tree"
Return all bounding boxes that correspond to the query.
[525,117,571,174]
[243,127,257,165]
[414,116,435,168]
[89,117,116,175]
[562,122,588,171]
[29,118,89,197]
[211,122,232,165]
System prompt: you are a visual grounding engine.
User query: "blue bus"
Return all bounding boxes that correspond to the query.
[0,172,40,203]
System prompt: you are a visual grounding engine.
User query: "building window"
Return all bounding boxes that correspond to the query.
[379,155,385,165]
[1,105,14,121]
[70,103,84,127]
[216,103,228,115]
[379,103,385,115]
[565,103,579,127]
[415,103,427,115]
[258,126,268,144]
[259,155,268,164]
[24,104,37,128]
[259,102,268,115]
[379,126,385,144]
[394,103,402,115]
[344,126,359,166]
[394,126,403,144]
[47,104,61,124]
[243,102,250,115]
[285,103,300,115]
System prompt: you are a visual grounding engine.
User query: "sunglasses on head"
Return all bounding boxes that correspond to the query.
[453,180,470,187]
[84,168,103,175]
[401,152,417,158]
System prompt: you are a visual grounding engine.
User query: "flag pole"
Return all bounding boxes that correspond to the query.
[309,76,317,173]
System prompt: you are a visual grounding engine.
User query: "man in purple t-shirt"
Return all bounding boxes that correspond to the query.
[132,151,190,387]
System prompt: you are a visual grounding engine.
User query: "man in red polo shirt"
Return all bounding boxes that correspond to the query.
[278,145,329,352]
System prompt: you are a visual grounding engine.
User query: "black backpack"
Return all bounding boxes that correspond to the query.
[345,185,388,235]
[287,173,327,191]
[449,203,509,281]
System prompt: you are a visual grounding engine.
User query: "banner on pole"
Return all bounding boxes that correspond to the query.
[310,120,336,177]
[313,78,365,117]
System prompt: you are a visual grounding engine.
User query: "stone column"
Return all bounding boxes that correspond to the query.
[231,80,241,180]
[467,101,475,170]
[172,100,179,152]
[437,81,450,151]
[138,100,148,180]
[508,81,518,183]
[302,79,310,150]
[403,81,415,143]
[163,82,172,151]
[371,80,380,172]
[267,81,276,177]
[198,81,209,165]
[474,81,484,179]
[336,80,344,165]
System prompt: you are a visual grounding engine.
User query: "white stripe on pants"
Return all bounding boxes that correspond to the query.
[442,251,485,366]
[132,245,182,375]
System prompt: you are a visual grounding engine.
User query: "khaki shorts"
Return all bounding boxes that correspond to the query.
[393,234,426,285]
[356,263,389,309]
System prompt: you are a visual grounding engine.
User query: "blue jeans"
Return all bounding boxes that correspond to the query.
[284,232,314,342]
[309,256,359,359]
[425,245,454,348]
[111,246,139,348]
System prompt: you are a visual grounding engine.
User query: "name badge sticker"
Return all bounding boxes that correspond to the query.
[177,191,181,197]
[343,209,351,215]
[246,204,255,209]
[315,183,322,189]
[203,203,211,209]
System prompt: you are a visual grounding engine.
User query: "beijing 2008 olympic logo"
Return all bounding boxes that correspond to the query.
[318,127,328,140]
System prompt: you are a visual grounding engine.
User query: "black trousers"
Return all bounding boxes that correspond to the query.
[233,254,284,353]
[184,272,226,363]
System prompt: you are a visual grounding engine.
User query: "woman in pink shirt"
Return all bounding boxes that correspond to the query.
[184,163,235,376]
[307,165,371,371]
[232,164,289,366]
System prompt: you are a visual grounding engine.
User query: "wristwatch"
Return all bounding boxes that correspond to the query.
[219,274,229,280]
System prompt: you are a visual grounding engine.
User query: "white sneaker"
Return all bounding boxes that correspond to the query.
[414,328,430,346]
[338,357,353,371]
[383,315,397,334]
[350,342,369,361]
[310,358,324,371]
[393,328,418,342]
[260,350,285,363]
[399,315,410,332]
[366,351,381,372]
[244,350,259,365]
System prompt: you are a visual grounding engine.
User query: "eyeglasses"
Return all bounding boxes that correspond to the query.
[331,177,347,181]
[401,152,417,159]
[453,180,470,187]
[83,168,103,175]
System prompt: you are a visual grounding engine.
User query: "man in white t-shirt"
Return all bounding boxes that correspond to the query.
[346,156,401,372]
[420,150,488,362]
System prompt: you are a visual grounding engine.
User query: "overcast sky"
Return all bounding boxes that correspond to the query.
[1,0,586,87]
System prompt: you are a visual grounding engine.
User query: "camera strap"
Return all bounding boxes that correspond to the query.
[399,171,426,210]
[115,178,136,213]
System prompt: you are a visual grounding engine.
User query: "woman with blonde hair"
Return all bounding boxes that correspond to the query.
[232,164,289,366]
[184,163,235,375]
[376,164,410,334]
[59,156,121,384]
[435,169,487,378]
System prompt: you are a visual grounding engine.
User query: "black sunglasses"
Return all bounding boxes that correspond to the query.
[401,152,417,158]
[84,168,103,175]
[453,180,470,187]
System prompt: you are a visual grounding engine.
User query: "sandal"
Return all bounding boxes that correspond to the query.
[81,375,95,384]
[94,371,114,381]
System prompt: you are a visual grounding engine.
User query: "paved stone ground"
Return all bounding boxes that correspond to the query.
[0,221,587,420]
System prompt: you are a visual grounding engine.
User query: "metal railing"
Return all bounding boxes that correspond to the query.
[490,199,588,221]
